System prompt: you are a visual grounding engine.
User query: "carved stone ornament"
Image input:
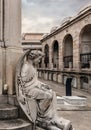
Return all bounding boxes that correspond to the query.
[15,50,73,130]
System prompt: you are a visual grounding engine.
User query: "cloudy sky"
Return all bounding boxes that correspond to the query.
[22,0,91,33]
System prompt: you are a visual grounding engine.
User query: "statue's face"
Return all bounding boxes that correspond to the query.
[29,50,44,58]
[31,50,44,57]
[28,50,44,65]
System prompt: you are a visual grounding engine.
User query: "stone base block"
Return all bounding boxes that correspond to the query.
[63,96,87,106]
[57,96,64,104]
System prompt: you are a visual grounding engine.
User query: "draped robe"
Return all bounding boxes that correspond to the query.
[19,61,72,130]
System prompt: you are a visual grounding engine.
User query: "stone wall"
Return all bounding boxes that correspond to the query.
[42,12,91,71]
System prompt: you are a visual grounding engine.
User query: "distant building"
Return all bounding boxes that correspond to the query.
[38,3,91,93]
[22,33,44,51]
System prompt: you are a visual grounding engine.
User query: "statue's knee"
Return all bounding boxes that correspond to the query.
[47,93,52,99]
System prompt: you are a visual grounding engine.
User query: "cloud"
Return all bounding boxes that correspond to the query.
[22,0,91,33]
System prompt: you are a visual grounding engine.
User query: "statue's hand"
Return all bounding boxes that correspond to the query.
[40,83,51,90]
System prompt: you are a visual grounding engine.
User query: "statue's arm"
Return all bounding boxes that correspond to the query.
[39,81,51,90]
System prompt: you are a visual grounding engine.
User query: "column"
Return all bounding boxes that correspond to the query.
[49,45,53,69]
[59,43,64,70]
[73,36,81,71]
[3,0,22,94]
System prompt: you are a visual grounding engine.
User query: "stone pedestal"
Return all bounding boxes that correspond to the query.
[63,96,87,106]
[57,96,64,104]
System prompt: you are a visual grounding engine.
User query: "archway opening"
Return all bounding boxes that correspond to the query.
[63,34,73,68]
[80,24,91,68]
[44,44,49,68]
[52,40,59,68]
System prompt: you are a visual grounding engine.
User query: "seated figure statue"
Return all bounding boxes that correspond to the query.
[16,50,73,130]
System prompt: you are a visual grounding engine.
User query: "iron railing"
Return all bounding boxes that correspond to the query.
[63,56,73,68]
[80,53,91,68]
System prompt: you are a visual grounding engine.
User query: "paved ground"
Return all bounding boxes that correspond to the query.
[39,79,91,130]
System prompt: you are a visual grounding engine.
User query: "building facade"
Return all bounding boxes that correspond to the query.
[38,4,91,93]
[22,33,44,50]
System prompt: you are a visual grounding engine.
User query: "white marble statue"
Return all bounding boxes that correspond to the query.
[16,50,73,130]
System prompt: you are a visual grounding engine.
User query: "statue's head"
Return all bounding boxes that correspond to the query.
[27,50,44,65]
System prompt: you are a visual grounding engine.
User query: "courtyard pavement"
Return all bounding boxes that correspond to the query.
[39,79,91,130]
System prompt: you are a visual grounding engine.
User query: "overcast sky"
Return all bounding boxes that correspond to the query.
[22,0,91,33]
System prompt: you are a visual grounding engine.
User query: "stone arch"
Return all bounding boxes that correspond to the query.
[44,44,49,68]
[52,40,59,68]
[63,34,73,68]
[80,24,91,68]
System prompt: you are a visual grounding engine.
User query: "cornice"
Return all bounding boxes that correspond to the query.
[41,9,91,42]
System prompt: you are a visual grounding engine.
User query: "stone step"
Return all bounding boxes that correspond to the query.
[0,104,18,119]
[0,119,32,130]
[0,95,8,104]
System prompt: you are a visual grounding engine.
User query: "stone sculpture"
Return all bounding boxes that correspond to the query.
[15,50,73,130]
